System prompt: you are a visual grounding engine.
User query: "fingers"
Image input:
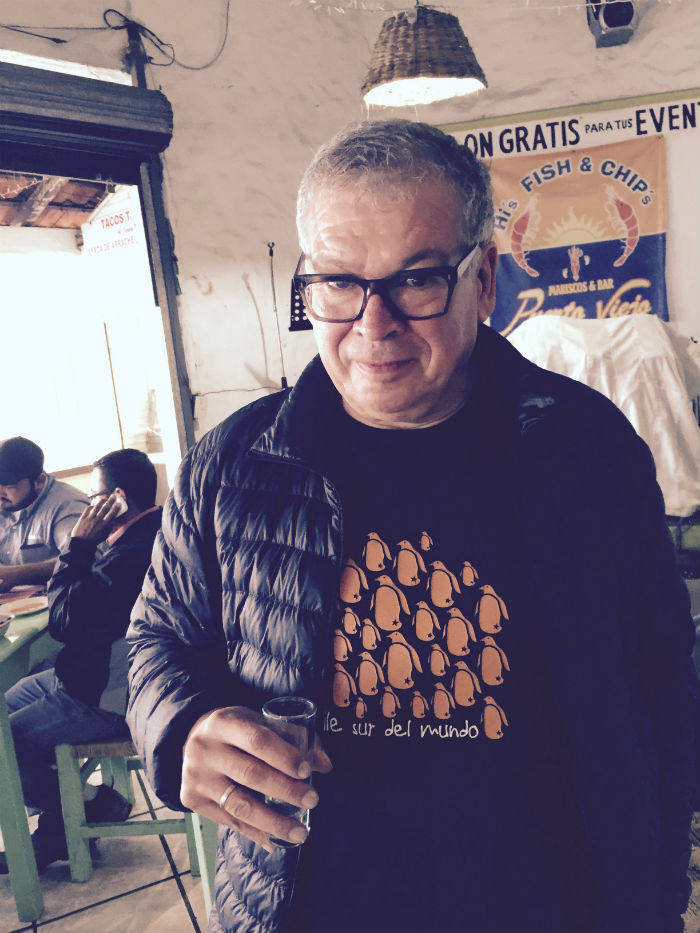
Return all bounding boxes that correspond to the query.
[181,707,321,849]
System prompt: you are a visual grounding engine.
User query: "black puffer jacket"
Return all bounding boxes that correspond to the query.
[127,326,698,933]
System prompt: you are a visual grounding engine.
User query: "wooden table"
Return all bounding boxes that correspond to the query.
[0,609,59,922]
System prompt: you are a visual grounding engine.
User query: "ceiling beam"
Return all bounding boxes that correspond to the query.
[10,175,68,226]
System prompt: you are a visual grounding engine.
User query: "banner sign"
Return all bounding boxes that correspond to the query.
[487,135,667,336]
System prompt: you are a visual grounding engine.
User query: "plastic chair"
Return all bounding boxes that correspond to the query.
[55,738,210,889]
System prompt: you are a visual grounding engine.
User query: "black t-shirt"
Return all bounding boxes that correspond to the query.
[288,396,593,933]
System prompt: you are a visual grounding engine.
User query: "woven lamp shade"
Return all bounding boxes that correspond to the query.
[362,5,487,107]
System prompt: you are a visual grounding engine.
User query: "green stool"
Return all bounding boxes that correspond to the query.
[55,739,208,888]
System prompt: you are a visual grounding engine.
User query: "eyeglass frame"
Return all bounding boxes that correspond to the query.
[293,244,481,324]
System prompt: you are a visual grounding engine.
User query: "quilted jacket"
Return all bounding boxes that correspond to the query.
[127,325,698,933]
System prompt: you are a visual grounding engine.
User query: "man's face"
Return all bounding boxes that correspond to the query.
[299,178,497,428]
[0,477,39,512]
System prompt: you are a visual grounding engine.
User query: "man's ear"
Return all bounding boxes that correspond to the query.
[34,471,48,490]
[475,242,499,324]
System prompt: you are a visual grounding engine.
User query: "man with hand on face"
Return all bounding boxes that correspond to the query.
[0,436,88,592]
[126,122,697,933]
[0,448,162,873]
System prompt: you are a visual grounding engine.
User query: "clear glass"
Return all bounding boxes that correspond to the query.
[262,696,316,848]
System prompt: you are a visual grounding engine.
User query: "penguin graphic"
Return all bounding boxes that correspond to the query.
[482,695,509,739]
[355,696,368,720]
[475,585,509,634]
[432,683,456,720]
[394,539,427,587]
[361,618,382,651]
[340,558,369,604]
[356,651,385,695]
[444,607,478,656]
[411,690,430,719]
[371,575,410,631]
[363,532,392,572]
[429,642,451,677]
[381,685,401,718]
[411,601,442,642]
[451,661,482,706]
[478,636,510,686]
[333,662,357,707]
[383,631,423,689]
[461,561,479,587]
[419,531,434,552]
[333,628,353,662]
[341,607,362,636]
[427,561,461,608]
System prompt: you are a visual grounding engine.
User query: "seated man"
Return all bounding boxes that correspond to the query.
[0,436,88,592]
[0,448,162,873]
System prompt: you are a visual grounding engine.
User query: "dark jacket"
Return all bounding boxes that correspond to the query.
[49,508,162,710]
[127,327,698,933]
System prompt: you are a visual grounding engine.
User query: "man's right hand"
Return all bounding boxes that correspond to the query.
[181,706,332,851]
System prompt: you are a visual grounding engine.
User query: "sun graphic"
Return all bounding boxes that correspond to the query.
[541,207,608,248]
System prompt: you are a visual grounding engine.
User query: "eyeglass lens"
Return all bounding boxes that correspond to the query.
[302,269,452,322]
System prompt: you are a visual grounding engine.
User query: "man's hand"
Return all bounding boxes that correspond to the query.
[181,706,332,851]
[71,494,124,543]
[0,564,22,593]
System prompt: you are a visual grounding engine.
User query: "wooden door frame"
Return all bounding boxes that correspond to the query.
[0,61,195,453]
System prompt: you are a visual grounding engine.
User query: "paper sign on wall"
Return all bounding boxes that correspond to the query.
[489,136,667,336]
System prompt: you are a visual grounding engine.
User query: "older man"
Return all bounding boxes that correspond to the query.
[0,436,88,592]
[127,121,697,933]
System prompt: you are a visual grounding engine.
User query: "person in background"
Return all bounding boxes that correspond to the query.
[0,436,88,592]
[0,448,162,873]
[126,121,698,933]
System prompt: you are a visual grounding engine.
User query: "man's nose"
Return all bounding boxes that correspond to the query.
[354,290,405,339]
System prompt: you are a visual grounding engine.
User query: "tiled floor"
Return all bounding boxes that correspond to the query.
[0,772,209,933]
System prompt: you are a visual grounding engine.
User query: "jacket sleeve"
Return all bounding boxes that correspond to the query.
[48,537,149,645]
[520,391,698,933]
[126,440,234,810]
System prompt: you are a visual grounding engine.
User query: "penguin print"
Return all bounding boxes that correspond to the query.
[418,531,434,552]
[451,661,482,706]
[339,558,369,604]
[371,574,410,631]
[341,607,361,636]
[432,683,456,720]
[428,561,461,608]
[333,628,353,662]
[356,651,385,695]
[383,631,423,689]
[444,607,478,656]
[429,642,451,677]
[475,585,509,634]
[478,636,510,686]
[362,532,392,572]
[411,690,430,719]
[461,561,479,587]
[411,601,441,642]
[361,618,382,651]
[381,685,401,718]
[394,539,427,587]
[482,695,509,739]
[332,662,357,707]
[355,696,368,720]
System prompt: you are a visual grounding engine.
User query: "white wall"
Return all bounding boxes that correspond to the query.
[1,0,698,439]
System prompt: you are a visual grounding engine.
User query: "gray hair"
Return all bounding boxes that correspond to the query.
[296,119,494,253]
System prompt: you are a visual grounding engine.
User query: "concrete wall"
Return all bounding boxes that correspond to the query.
[1,0,698,439]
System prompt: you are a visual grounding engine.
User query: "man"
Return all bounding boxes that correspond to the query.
[0,436,88,592]
[0,448,161,873]
[126,122,697,933]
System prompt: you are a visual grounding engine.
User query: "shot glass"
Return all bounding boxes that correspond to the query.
[262,695,316,848]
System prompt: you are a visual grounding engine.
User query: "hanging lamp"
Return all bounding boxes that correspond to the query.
[362,2,487,108]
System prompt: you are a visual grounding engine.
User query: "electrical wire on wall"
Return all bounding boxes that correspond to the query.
[0,3,232,70]
[268,243,289,390]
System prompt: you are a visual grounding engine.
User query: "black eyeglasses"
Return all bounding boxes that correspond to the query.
[293,245,480,324]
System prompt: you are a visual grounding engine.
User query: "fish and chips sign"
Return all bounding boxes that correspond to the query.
[486,136,667,336]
